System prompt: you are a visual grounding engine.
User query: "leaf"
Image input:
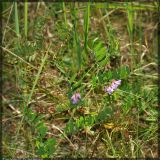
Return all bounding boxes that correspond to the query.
[45,138,56,155]
[76,116,84,129]
[92,38,109,67]
[27,109,37,122]
[65,119,77,134]
[91,76,98,87]
[85,115,95,126]
[37,122,48,138]
[33,115,45,125]
[36,145,46,156]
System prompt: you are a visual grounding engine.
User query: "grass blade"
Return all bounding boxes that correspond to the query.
[62,2,67,27]
[14,2,20,37]
[127,2,134,41]
[27,47,50,105]
[84,2,90,51]
[72,3,81,71]
[2,3,14,43]
[24,1,28,37]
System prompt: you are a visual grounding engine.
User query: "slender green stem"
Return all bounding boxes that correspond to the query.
[103,130,116,156]
[27,47,50,105]
[14,2,20,37]
[84,2,90,51]
[2,47,37,70]
[136,98,140,157]
[24,1,28,37]
[2,3,14,43]
[36,2,41,12]
[72,3,81,71]
[62,2,67,27]
[126,2,135,71]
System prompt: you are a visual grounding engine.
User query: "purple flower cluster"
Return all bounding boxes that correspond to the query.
[70,80,121,103]
[71,93,81,104]
[104,80,121,95]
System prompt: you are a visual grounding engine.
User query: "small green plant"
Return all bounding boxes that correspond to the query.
[91,38,109,67]
[24,108,56,158]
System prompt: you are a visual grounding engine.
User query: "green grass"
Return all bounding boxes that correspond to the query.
[24,1,28,37]
[2,2,158,158]
[14,2,20,37]
[84,2,90,51]
[62,2,67,28]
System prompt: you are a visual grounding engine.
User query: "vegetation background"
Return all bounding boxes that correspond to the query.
[2,1,159,158]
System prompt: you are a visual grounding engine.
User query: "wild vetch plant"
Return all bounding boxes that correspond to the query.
[104,80,121,94]
[71,92,81,104]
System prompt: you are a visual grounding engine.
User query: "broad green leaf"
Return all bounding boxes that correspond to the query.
[92,39,109,67]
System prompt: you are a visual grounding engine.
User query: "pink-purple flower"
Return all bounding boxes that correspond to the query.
[71,93,81,104]
[104,80,121,94]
